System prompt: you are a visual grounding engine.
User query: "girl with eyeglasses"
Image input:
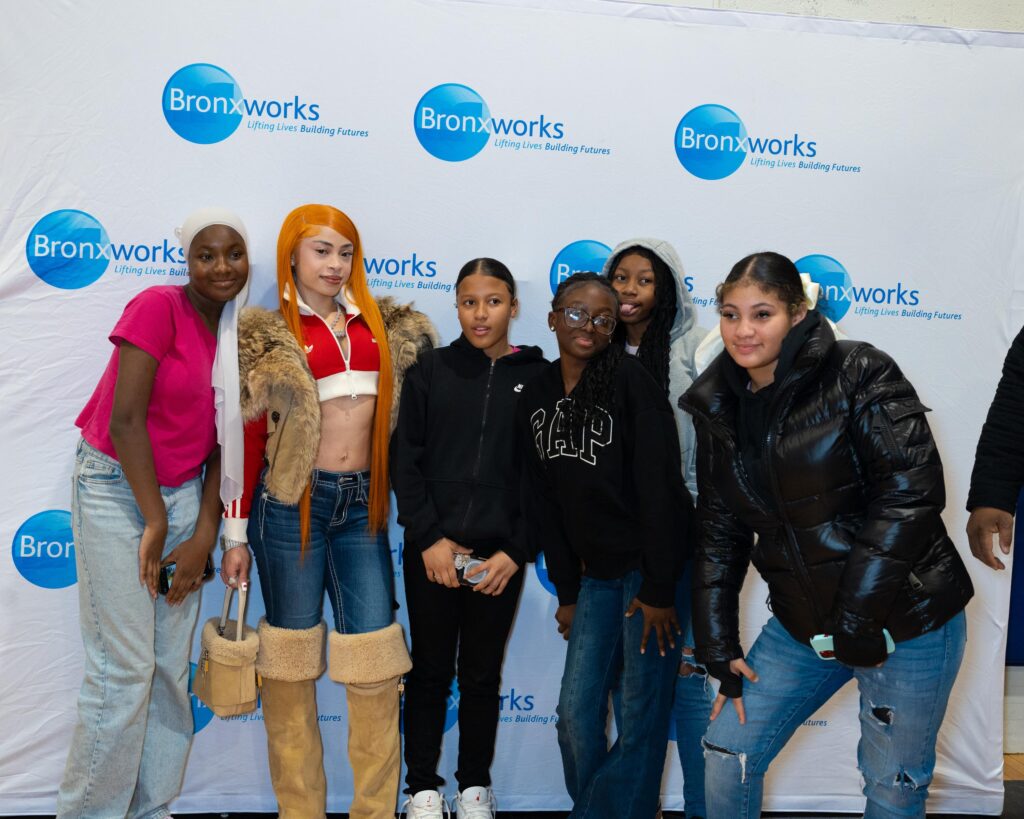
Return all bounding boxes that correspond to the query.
[519,271,695,817]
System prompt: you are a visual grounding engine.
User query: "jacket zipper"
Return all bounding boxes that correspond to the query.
[683,389,826,630]
[763,410,826,630]
[876,410,901,464]
[311,308,358,397]
[460,357,496,532]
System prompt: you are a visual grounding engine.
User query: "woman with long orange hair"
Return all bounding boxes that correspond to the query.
[219,204,435,818]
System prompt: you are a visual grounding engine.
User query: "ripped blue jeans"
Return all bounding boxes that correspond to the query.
[703,612,966,819]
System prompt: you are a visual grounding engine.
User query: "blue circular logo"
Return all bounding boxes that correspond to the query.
[26,210,110,289]
[413,83,491,162]
[549,240,612,294]
[12,510,76,589]
[674,104,748,180]
[188,662,215,733]
[162,63,243,145]
[795,254,851,321]
[534,552,558,597]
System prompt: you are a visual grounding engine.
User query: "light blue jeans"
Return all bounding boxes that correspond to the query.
[57,439,203,819]
[703,612,967,819]
[673,626,714,817]
[557,570,680,818]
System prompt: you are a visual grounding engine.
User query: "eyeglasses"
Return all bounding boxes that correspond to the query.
[554,306,617,336]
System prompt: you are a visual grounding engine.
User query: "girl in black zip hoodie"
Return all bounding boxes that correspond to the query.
[390,258,548,818]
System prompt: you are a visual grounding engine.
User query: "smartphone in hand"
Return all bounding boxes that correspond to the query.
[159,555,215,595]
[810,629,895,660]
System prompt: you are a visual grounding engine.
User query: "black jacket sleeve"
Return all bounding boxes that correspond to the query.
[830,346,945,641]
[625,362,691,608]
[967,325,1024,513]
[691,429,754,668]
[519,399,579,605]
[505,442,532,568]
[389,355,445,550]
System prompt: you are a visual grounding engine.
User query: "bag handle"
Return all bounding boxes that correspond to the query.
[216,583,249,642]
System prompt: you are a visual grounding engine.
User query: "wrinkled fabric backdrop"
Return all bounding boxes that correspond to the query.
[1,0,1022,813]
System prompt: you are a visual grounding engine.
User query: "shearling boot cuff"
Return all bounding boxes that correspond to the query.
[255,618,326,682]
[328,622,412,686]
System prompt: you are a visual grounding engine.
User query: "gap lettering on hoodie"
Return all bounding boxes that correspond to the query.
[531,400,613,467]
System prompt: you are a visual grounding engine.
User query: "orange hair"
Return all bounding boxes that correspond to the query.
[276,204,394,539]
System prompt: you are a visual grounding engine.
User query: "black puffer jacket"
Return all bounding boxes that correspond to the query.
[679,319,973,667]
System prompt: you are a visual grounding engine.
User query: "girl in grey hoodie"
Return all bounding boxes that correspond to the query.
[604,238,711,818]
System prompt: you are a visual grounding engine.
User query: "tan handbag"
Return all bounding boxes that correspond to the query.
[194,584,260,717]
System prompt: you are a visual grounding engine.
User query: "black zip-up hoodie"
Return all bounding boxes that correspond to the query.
[390,335,549,565]
[520,356,694,608]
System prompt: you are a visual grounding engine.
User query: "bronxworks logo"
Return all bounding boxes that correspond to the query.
[549,241,612,294]
[26,210,185,289]
[535,552,558,597]
[162,63,320,144]
[796,254,920,322]
[12,510,76,589]
[414,83,565,162]
[674,104,817,180]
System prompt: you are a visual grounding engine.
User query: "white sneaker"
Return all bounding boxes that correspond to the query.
[454,786,496,819]
[402,789,450,818]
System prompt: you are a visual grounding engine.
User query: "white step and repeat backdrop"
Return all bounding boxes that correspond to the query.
[2,0,1023,814]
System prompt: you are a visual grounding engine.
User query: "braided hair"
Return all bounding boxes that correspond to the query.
[607,246,677,395]
[552,272,625,444]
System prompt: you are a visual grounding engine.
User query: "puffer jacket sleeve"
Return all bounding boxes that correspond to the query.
[692,426,755,666]
[829,344,945,641]
[967,324,1024,513]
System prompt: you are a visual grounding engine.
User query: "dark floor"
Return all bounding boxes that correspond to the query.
[175,779,1024,818]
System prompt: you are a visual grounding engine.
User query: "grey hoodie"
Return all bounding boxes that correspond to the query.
[602,238,708,498]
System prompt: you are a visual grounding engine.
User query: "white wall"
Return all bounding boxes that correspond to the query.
[643,0,1024,32]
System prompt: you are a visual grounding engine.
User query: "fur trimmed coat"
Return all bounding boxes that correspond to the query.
[237,296,438,504]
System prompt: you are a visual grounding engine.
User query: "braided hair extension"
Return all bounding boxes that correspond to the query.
[607,246,677,395]
[552,272,626,445]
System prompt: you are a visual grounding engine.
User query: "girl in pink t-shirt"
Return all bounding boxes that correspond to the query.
[57,209,250,819]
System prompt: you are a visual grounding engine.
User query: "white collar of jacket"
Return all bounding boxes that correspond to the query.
[283,281,362,319]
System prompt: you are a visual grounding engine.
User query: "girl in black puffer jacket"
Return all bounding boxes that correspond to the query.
[679,252,973,819]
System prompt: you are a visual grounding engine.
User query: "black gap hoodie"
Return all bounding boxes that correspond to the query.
[519,355,694,607]
[390,335,549,564]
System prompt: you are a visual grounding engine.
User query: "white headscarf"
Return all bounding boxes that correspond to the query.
[175,208,250,510]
